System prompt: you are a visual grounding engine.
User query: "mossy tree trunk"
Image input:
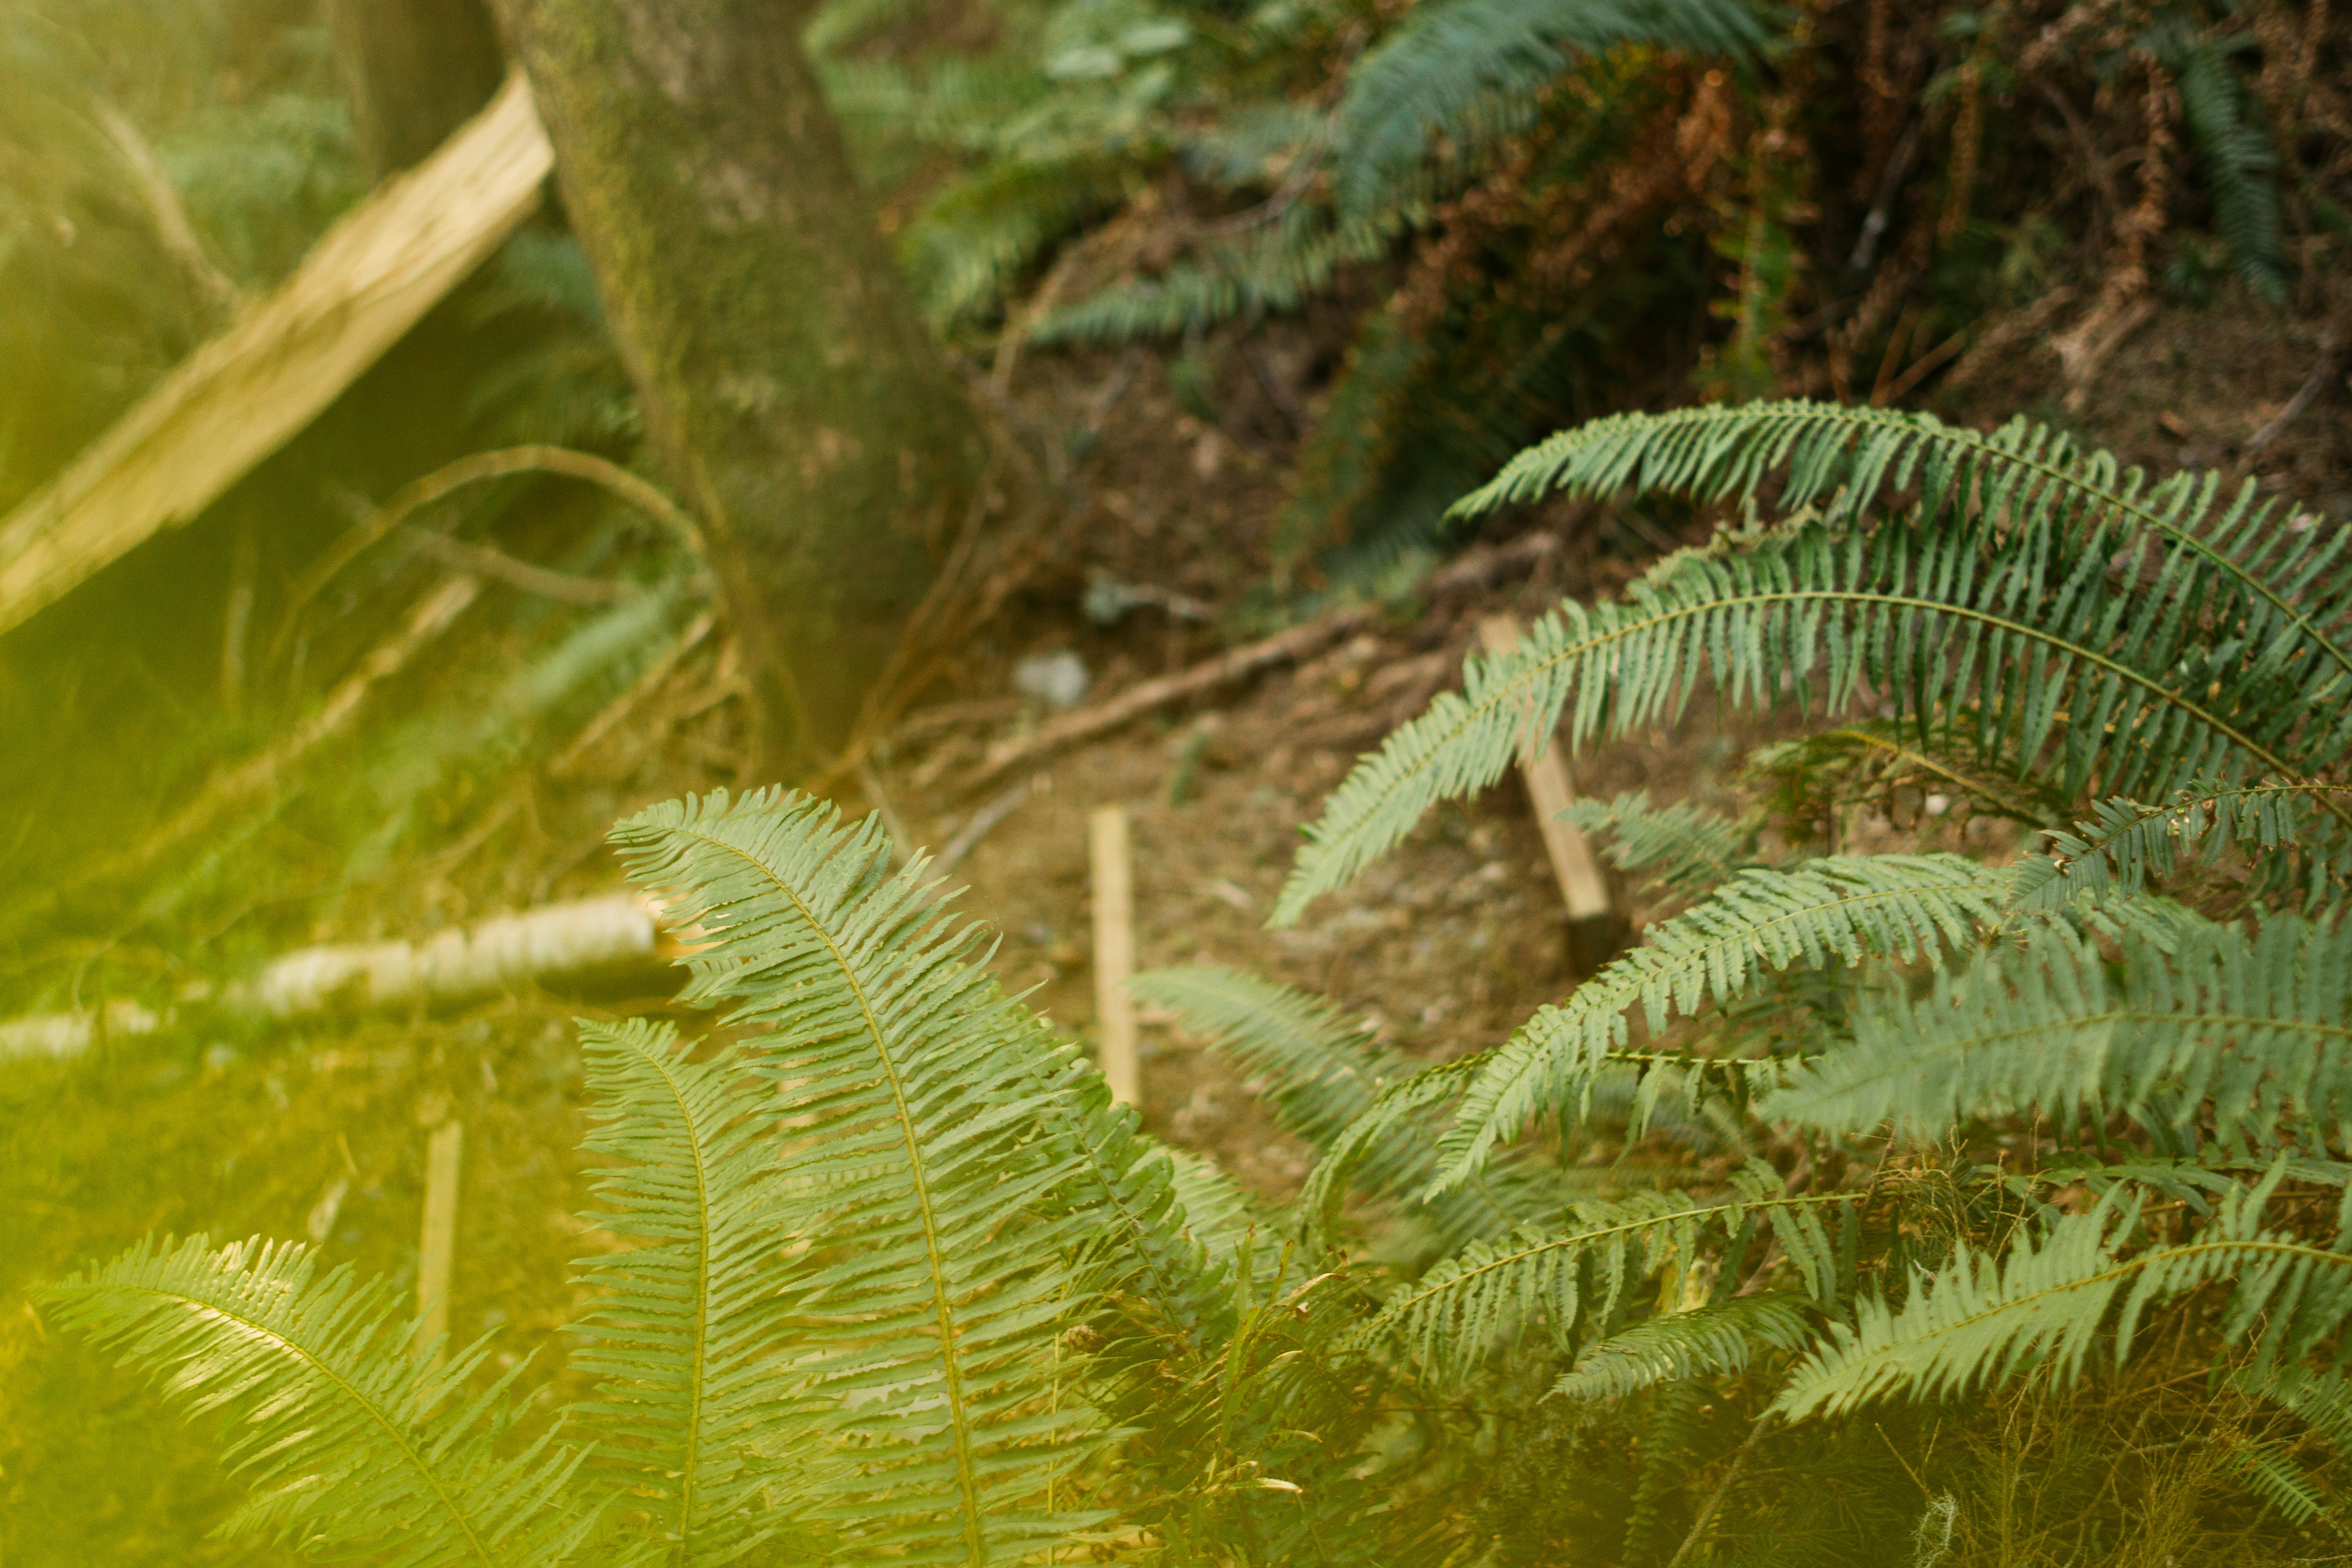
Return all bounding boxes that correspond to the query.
[325,0,508,178]
[489,0,988,769]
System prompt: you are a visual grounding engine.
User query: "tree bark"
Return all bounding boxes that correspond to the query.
[486,0,988,769]
[326,0,508,177]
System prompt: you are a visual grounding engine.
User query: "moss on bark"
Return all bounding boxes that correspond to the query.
[492,0,987,766]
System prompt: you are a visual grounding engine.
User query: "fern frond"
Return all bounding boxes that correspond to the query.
[1428,855,2008,1191]
[1298,1055,1491,1250]
[1130,964,1398,1148]
[567,1018,818,1563]
[1766,916,2352,1150]
[1289,432,2352,921]
[1776,1172,2352,1420]
[2154,18,2290,303]
[1332,0,1766,220]
[1165,1149,1270,1285]
[610,789,1118,1563]
[1552,1293,1817,1401]
[2240,1363,2352,1457]
[1036,202,1408,342]
[1347,1167,1847,1382]
[1559,790,1753,898]
[1457,400,2352,697]
[2009,781,2352,910]
[35,1237,595,1567]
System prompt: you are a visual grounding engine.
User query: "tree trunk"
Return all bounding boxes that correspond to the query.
[486,0,988,770]
[326,0,508,177]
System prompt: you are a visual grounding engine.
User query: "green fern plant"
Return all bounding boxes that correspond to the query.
[1220,395,2352,1546]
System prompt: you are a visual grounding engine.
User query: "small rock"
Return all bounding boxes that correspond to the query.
[1013,650,1091,708]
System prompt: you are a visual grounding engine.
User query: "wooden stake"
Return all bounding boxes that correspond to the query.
[1477,615,1623,972]
[416,1119,465,1365]
[1088,805,1141,1107]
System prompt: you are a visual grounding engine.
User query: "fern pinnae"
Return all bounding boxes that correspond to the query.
[1429,855,2010,1193]
[1561,790,1752,898]
[1771,916,2352,1150]
[1298,1055,1492,1250]
[1455,401,2352,700]
[1129,964,1399,1149]
[35,1236,594,1567]
[1274,499,2331,924]
[2010,780,2352,910]
[1776,1172,2352,1421]
[1331,0,1767,221]
[568,1018,816,1563]
[610,789,1112,1562]
[1552,1293,1817,1401]
[1347,1177,1849,1382]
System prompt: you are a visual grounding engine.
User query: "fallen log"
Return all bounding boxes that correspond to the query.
[0,73,552,637]
[0,891,681,1064]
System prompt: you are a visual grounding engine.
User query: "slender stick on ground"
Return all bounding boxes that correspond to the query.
[1089,805,1141,1108]
[415,1119,466,1368]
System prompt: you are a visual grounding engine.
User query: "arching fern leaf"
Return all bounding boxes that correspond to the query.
[1333,0,1766,221]
[610,788,1120,1564]
[1767,916,2352,1151]
[1426,855,2007,1191]
[1553,1292,1817,1401]
[567,1018,820,1564]
[1275,402,2352,924]
[1777,1169,2352,1421]
[2010,780,2352,910]
[34,1237,597,1568]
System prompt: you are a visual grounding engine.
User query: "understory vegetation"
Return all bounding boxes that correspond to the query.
[40,406,2352,1563]
[9,0,2352,1563]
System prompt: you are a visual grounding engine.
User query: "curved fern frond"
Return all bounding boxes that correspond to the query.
[1298,1055,1492,1250]
[567,1018,818,1563]
[1767,916,2352,1150]
[1455,400,2352,698]
[2153,17,2290,303]
[1429,855,2008,1191]
[1130,964,1399,1148]
[1777,1172,2352,1421]
[1559,790,1754,898]
[34,1237,595,1567]
[2010,781,2352,910]
[1035,203,1407,343]
[1333,0,1766,220]
[1347,1169,1847,1383]
[1552,1292,1817,1401]
[1274,483,2344,923]
[610,789,1116,1564]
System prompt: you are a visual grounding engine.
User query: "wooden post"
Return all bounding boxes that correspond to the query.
[1088,805,1141,1107]
[1478,615,1624,974]
[416,1119,465,1365]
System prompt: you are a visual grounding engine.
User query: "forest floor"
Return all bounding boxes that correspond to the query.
[4,285,2350,1561]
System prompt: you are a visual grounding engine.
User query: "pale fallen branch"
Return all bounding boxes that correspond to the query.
[0,74,553,637]
[1,891,680,1064]
[962,532,1560,788]
[966,607,1374,788]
